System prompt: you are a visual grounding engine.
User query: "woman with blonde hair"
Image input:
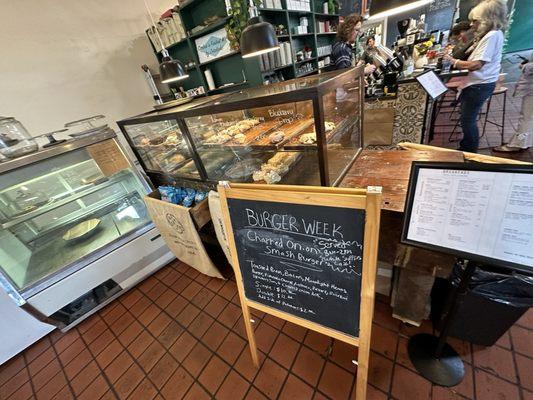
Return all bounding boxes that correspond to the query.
[445,0,508,152]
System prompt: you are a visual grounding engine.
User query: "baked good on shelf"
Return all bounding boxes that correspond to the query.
[269,130,285,144]
[234,133,246,144]
[299,132,317,144]
[325,121,336,132]
[207,133,231,144]
[167,153,185,164]
[164,133,181,146]
[139,137,150,146]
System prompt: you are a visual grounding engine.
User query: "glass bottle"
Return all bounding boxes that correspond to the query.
[0,117,38,159]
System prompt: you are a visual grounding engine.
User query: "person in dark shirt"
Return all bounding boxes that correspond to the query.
[332,14,376,74]
[450,21,475,60]
[363,36,378,65]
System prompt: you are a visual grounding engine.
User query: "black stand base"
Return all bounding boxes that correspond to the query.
[408,333,465,387]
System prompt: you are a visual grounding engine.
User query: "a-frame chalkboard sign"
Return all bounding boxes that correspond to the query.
[218,183,382,399]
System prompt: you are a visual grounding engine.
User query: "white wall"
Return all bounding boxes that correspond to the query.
[0,0,175,136]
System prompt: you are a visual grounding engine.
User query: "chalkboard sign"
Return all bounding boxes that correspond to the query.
[227,198,365,336]
[426,0,456,33]
[218,183,382,400]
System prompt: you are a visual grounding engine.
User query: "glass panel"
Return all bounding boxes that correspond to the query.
[322,74,362,185]
[184,100,321,185]
[123,120,199,177]
[0,140,150,291]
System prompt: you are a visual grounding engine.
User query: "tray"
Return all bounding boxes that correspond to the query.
[251,118,315,148]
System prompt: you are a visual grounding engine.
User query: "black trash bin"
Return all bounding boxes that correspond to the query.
[431,262,533,346]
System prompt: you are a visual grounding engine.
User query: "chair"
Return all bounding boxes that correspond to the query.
[480,73,508,145]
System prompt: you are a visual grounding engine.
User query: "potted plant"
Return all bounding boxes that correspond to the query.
[226,0,261,50]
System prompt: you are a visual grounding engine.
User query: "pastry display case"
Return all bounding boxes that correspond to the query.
[0,129,159,300]
[118,66,364,187]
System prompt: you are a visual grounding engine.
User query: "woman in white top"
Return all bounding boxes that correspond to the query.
[445,0,507,152]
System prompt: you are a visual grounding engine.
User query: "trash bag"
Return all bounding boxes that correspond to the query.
[450,262,533,308]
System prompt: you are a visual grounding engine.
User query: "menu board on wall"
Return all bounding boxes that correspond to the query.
[226,198,365,336]
[402,162,533,272]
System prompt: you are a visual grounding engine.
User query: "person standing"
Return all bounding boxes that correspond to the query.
[363,36,378,65]
[493,58,533,152]
[331,14,375,74]
[445,0,508,153]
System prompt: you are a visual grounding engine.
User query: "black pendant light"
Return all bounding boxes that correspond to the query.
[144,0,188,84]
[241,0,279,58]
[159,49,189,83]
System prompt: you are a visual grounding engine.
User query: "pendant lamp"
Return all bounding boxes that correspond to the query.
[367,0,434,21]
[240,0,279,58]
[143,0,188,83]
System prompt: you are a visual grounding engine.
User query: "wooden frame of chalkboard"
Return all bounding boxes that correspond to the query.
[218,182,382,400]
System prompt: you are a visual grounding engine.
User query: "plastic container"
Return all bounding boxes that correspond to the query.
[64,115,109,137]
[0,117,38,159]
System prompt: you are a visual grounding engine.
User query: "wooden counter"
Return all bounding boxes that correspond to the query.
[340,149,464,212]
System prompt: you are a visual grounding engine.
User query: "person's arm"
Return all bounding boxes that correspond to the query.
[450,58,485,71]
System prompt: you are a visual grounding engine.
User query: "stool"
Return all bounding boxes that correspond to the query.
[480,73,508,145]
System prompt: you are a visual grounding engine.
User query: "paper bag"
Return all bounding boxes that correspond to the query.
[208,191,233,266]
[144,192,223,279]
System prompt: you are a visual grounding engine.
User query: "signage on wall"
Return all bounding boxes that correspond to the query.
[195,27,233,64]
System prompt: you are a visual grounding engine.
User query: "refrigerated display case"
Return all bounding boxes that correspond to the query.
[118,66,364,187]
[0,129,174,357]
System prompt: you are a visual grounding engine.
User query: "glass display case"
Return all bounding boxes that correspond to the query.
[118,67,364,187]
[0,129,152,298]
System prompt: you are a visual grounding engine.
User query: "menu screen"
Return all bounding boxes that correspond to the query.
[404,166,533,270]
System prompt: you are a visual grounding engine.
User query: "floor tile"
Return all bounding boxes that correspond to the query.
[183,382,211,400]
[169,331,197,363]
[160,367,194,400]
[292,346,325,387]
[114,363,145,399]
[510,325,533,358]
[138,341,166,373]
[515,353,533,392]
[391,365,432,400]
[218,332,246,365]
[253,358,288,399]
[148,353,179,388]
[127,377,158,400]
[269,333,300,369]
[368,352,393,393]
[216,371,250,400]
[475,369,520,400]
[317,361,353,400]
[198,355,230,394]
[201,321,229,351]
[182,342,212,377]
[278,374,314,400]
[473,344,517,383]
[254,322,279,353]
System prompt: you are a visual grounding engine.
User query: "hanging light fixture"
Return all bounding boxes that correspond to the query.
[367,0,434,21]
[240,0,279,58]
[143,0,188,83]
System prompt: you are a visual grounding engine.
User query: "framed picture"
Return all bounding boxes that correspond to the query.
[195,27,233,64]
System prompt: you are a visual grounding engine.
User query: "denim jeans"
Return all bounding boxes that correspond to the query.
[459,82,496,152]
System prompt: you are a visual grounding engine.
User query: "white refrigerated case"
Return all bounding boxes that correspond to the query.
[0,129,174,364]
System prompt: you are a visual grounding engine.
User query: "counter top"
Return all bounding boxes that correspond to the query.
[340,149,464,212]
[397,68,469,84]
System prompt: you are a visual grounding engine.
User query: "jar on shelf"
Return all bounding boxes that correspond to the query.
[0,117,38,159]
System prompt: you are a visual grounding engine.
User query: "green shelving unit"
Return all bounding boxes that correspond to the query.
[257,0,340,82]
[146,0,339,93]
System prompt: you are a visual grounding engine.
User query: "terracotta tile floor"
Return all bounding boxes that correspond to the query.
[1,260,532,399]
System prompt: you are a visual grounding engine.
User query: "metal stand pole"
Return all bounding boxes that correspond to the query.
[407,260,477,386]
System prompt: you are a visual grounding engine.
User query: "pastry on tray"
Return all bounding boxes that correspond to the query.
[325,121,336,132]
[164,133,181,146]
[252,152,300,184]
[233,133,246,144]
[299,132,316,144]
[269,130,285,144]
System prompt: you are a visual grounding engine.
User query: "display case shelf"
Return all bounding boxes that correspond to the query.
[188,16,229,39]
[1,171,130,230]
